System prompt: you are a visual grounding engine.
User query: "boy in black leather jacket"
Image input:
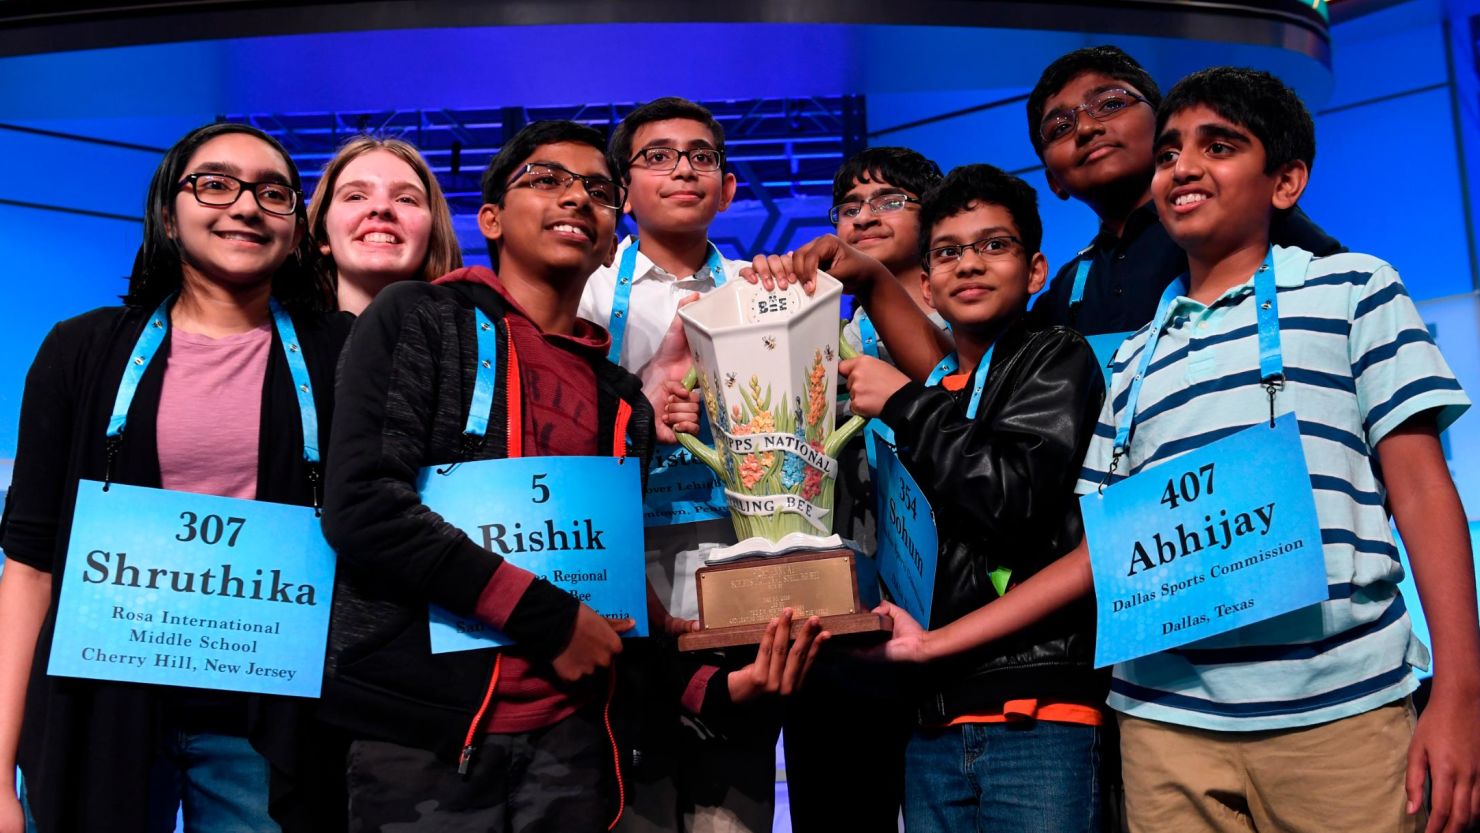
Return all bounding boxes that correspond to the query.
[839,163,1108,833]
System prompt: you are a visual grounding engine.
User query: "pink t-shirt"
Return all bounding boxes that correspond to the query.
[156,325,271,499]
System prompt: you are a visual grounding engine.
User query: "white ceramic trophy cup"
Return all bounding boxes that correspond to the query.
[673,272,892,649]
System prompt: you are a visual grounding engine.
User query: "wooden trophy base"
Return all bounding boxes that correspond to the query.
[677,548,893,651]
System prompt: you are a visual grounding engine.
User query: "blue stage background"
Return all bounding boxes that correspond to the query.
[1,0,1477,663]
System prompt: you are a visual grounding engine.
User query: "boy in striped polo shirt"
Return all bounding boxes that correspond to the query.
[877,68,1480,832]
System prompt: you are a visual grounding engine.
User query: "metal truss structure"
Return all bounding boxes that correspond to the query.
[226,96,867,259]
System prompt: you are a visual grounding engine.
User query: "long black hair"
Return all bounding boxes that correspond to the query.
[126,122,332,312]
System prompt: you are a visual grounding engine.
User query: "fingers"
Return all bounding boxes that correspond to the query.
[1428,758,1475,833]
[799,629,828,688]
[676,291,702,309]
[606,616,636,634]
[748,255,778,290]
[780,617,823,695]
[740,261,764,288]
[765,609,793,693]
[662,385,702,437]
[1442,775,1472,833]
[1409,745,1429,817]
[767,254,794,289]
[753,612,780,684]
[839,357,858,377]
[791,249,821,296]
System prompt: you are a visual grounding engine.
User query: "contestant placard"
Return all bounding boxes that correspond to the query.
[48,481,335,697]
[644,438,728,527]
[873,438,937,626]
[421,456,649,653]
[1081,413,1328,667]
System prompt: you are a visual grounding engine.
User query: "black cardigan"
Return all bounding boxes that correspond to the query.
[1,302,351,832]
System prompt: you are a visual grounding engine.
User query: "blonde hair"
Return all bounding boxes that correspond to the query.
[307,136,461,290]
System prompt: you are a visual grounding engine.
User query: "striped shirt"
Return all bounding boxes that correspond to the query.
[1075,245,1469,731]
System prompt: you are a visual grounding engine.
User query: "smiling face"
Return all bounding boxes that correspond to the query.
[171,132,302,292]
[921,201,1046,333]
[478,141,620,283]
[1152,104,1306,263]
[1040,71,1156,203]
[835,175,924,275]
[623,118,736,235]
[319,149,433,287]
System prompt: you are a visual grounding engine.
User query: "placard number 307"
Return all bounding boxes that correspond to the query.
[177,512,247,547]
[1160,463,1215,510]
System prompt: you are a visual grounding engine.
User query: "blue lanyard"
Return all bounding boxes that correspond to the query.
[431,308,501,478]
[108,296,323,501]
[1108,249,1282,473]
[1068,250,1094,308]
[607,239,727,364]
[857,310,881,359]
[464,309,500,439]
[924,344,997,419]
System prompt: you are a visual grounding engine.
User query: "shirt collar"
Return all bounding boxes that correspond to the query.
[1093,199,1161,251]
[619,235,725,285]
[1166,244,1312,316]
[1270,244,1312,288]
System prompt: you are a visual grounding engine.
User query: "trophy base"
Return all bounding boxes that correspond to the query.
[678,548,893,651]
[678,612,891,651]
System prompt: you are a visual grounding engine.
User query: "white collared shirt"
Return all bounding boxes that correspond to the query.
[578,236,743,371]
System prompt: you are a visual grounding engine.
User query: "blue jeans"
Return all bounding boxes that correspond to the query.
[145,731,279,833]
[903,720,1100,833]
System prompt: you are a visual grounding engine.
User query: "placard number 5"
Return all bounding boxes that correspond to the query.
[531,473,550,504]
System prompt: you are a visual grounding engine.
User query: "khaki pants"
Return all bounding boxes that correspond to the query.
[1119,700,1423,833]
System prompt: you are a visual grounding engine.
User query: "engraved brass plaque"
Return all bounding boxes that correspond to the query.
[698,554,857,628]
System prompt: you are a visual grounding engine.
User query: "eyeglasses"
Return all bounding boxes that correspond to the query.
[179,173,300,216]
[506,163,626,211]
[829,192,919,225]
[1038,88,1149,146]
[924,235,1022,270]
[628,147,725,173]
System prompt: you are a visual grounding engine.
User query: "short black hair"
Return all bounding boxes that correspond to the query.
[481,119,612,207]
[609,97,726,182]
[1027,45,1162,158]
[127,122,329,313]
[919,164,1043,263]
[831,146,943,205]
[1156,67,1316,174]
[480,120,612,266]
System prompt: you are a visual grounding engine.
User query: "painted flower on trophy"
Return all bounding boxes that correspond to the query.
[781,396,807,490]
[806,349,828,434]
[802,447,824,501]
[730,376,778,491]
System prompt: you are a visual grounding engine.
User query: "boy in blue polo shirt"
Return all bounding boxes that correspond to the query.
[876,68,1480,833]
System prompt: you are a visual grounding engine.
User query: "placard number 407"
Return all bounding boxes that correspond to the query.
[1160,463,1215,510]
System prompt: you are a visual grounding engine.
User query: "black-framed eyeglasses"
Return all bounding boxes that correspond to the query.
[179,173,300,216]
[1039,88,1149,146]
[829,192,920,225]
[506,163,626,211]
[924,235,1022,270]
[628,146,725,174]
